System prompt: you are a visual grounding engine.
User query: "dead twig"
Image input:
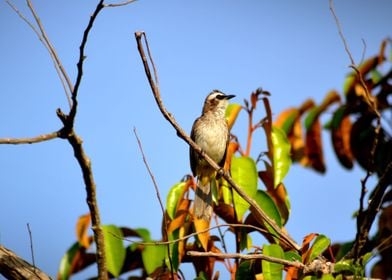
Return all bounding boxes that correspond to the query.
[132,127,174,276]
[134,31,300,252]
[329,0,384,261]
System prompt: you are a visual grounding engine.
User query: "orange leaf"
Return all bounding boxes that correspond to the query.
[168,199,191,233]
[285,266,298,280]
[224,141,239,171]
[76,213,91,248]
[194,218,210,251]
[301,233,318,263]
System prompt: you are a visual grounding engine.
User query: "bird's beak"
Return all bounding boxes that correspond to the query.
[224,94,235,100]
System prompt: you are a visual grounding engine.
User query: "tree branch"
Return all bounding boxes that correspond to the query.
[0,130,60,144]
[0,245,51,280]
[134,31,300,252]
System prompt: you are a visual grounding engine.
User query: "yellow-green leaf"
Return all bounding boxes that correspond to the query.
[102,225,126,278]
[231,156,258,220]
[271,126,292,187]
[262,244,284,280]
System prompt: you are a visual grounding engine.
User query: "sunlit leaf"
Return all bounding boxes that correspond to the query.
[231,156,258,220]
[76,213,91,248]
[194,218,210,251]
[308,234,330,263]
[271,126,291,187]
[166,181,187,220]
[262,244,284,280]
[226,103,242,130]
[102,225,126,278]
[135,228,166,275]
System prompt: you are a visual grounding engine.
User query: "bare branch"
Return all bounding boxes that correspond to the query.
[104,0,137,8]
[0,245,51,280]
[134,31,300,252]
[0,130,60,144]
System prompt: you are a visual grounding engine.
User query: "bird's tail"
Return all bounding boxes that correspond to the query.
[194,176,213,222]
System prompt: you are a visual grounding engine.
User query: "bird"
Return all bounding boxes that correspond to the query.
[190,90,235,222]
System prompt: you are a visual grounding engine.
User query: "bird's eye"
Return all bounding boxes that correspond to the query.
[216,94,226,100]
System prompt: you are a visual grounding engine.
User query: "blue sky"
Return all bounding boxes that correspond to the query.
[0,0,391,278]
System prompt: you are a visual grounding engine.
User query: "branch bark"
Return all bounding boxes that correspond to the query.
[0,245,51,280]
[134,31,300,252]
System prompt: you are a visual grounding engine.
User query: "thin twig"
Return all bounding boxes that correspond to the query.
[132,127,174,276]
[104,0,137,7]
[133,128,166,215]
[5,0,72,108]
[122,223,271,246]
[0,130,60,144]
[134,31,300,252]
[187,251,304,268]
[26,223,35,270]
[329,0,383,261]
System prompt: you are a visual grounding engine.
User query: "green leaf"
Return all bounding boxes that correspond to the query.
[304,107,319,130]
[231,156,258,220]
[284,250,302,263]
[142,243,167,275]
[58,242,82,280]
[134,228,166,275]
[166,182,187,220]
[102,225,126,278]
[262,244,284,280]
[321,274,335,280]
[253,190,282,237]
[166,229,179,271]
[271,126,292,187]
[235,260,254,280]
[308,234,330,262]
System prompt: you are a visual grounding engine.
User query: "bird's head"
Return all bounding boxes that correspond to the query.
[202,90,235,115]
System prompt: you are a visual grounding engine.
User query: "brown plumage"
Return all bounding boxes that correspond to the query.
[190,90,235,222]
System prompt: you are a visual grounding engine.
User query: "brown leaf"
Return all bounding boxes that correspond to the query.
[331,114,353,169]
[76,213,91,248]
[305,120,326,173]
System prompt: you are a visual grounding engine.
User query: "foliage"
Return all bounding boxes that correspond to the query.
[57,39,392,279]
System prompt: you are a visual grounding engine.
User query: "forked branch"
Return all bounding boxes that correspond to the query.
[134,31,300,252]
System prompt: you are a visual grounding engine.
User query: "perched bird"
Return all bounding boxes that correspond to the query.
[190,90,235,222]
